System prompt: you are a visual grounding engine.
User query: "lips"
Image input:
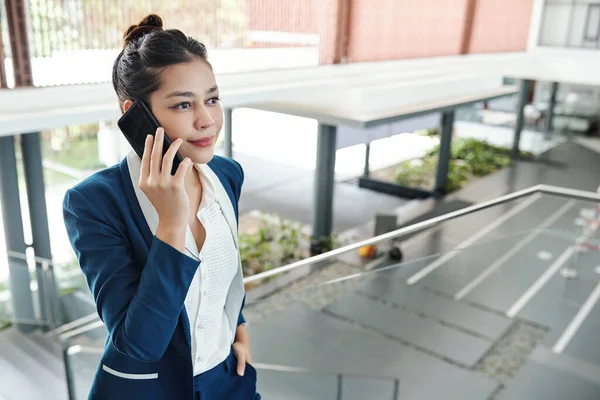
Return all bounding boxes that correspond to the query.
[188,136,215,148]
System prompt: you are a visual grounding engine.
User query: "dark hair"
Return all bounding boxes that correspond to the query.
[112,14,210,111]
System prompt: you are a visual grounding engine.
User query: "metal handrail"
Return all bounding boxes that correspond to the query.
[46,313,101,338]
[52,184,600,339]
[6,250,54,266]
[3,250,61,330]
[244,184,600,283]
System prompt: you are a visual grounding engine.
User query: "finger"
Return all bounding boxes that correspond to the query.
[140,134,153,181]
[161,138,183,177]
[236,354,246,376]
[174,157,193,183]
[150,127,164,176]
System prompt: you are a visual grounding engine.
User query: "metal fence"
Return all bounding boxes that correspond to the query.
[1,0,322,86]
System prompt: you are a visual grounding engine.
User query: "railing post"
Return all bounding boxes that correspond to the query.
[61,337,77,400]
[336,374,343,400]
[393,379,400,400]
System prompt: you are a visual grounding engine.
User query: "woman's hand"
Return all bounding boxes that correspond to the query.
[139,127,193,252]
[232,325,253,376]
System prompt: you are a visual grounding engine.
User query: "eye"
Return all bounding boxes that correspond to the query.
[173,101,192,110]
[206,96,220,105]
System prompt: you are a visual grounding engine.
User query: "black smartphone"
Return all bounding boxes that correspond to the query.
[117,101,184,175]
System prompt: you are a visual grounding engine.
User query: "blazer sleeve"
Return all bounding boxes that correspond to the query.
[230,158,246,327]
[63,188,200,363]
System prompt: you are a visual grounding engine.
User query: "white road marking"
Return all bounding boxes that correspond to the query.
[454,200,574,300]
[406,193,542,286]
[552,281,600,354]
[506,246,575,318]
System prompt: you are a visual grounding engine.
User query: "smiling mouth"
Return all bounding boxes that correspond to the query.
[188,136,215,148]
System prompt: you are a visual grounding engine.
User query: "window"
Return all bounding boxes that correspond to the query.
[584,3,600,42]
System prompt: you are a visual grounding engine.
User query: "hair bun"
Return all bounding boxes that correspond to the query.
[123,14,163,46]
[138,14,163,29]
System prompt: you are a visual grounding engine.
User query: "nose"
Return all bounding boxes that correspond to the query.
[194,106,215,130]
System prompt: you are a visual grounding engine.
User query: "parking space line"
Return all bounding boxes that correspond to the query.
[406,193,542,286]
[454,200,575,300]
[506,246,575,318]
[552,281,600,354]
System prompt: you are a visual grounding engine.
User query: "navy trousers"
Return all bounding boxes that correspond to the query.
[194,350,261,400]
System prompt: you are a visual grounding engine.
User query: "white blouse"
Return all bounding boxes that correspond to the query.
[183,164,239,376]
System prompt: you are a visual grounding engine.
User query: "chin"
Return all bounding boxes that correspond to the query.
[186,148,216,165]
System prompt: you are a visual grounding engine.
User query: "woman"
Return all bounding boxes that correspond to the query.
[63,14,259,400]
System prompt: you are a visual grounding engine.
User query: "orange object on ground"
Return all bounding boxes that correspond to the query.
[358,244,377,258]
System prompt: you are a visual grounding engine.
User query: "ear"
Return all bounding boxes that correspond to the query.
[123,99,134,112]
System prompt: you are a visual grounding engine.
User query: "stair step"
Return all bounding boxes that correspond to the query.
[358,277,513,341]
[29,330,64,358]
[0,329,66,400]
[5,329,65,381]
[325,292,493,367]
[0,358,51,400]
[249,303,497,400]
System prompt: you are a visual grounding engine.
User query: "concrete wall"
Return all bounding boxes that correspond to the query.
[468,0,535,53]
[345,0,469,62]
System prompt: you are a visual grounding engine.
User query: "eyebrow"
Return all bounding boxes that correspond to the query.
[165,86,219,99]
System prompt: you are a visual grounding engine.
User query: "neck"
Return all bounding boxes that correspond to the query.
[185,164,201,193]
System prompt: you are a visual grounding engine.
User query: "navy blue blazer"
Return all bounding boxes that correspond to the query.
[63,155,246,400]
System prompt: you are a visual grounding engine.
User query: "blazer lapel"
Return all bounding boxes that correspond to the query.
[119,156,153,246]
[126,151,160,236]
[200,164,239,248]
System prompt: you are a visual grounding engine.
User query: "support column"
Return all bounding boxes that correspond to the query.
[6,0,57,330]
[434,111,454,196]
[223,107,233,158]
[21,132,61,328]
[543,82,559,139]
[512,79,533,157]
[0,136,35,332]
[311,124,337,255]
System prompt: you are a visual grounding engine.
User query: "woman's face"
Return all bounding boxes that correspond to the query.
[132,57,223,165]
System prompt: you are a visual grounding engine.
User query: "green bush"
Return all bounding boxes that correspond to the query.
[239,214,343,280]
[394,137,532,193]
[239,215,308,277]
